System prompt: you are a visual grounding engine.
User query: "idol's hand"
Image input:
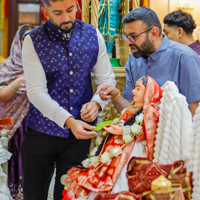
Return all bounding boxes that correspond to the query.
[96,84,119,101]
[80,101,100,122]
[103,125,123,135]
[66,117,99,139]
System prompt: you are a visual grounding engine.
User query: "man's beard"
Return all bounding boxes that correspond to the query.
[129,35,155,59]
[51,18,75,33]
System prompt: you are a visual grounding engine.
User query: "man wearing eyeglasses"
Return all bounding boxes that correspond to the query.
[97,6,200,116]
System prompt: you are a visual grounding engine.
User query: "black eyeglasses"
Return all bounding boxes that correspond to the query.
[121,27,153,43]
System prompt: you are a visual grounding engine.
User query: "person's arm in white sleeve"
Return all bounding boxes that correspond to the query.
[80,28,116,122]
[22,35,99,139]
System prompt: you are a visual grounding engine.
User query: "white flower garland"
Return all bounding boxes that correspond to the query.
[122,112,143,145]
[95,137,103,147]
[82,112,144,168]
[82,156,99,168]
[120,108,128,116]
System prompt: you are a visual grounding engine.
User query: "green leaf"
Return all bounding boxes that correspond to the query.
[92,120,118,131]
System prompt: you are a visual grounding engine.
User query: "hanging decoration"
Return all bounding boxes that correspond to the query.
[98,0,121,57]
[0,1,1,56]
[5,0,8,18]
[76,0,82,20]
[0,0,6,56]
[0,0,5,30]
[82,0,89,23]
[140,0,148,8]
[91,0,99,28]
[133,0,140,9]
[0,0,9,58]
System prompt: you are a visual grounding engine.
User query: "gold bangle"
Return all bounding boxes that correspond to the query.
[10,81,19,91]
[112,89,120,101]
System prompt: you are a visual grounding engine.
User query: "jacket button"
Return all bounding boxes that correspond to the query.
[70,89,73,93]
[69,53,72,56]
[70,107,73,110]
[70,71,73,75]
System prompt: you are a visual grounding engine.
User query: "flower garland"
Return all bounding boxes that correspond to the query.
[123,112,143,144]
[81,111,144,168]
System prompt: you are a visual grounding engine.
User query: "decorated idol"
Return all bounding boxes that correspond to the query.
[62,76,163,200]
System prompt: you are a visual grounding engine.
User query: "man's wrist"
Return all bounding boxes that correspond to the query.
[112,89,120,101]
[91,100,101,110]
[65,116,74,128]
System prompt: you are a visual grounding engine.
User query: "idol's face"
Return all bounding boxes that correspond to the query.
[163,24,179,42]
[132,80,145,103]
[124,20,155,58]
[42,0,77,33]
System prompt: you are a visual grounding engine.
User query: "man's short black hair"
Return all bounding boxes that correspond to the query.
[122,6,162,36]
[164,10,196,35]
[43,0,64,7]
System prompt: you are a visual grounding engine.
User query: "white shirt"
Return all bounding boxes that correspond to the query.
[22,28,116,129]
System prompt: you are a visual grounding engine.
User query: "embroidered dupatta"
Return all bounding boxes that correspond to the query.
[0,25,29,139]
[143,76,163,161]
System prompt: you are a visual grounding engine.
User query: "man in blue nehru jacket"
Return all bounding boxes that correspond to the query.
[21,0,116,199]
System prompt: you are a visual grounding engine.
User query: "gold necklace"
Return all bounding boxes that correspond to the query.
[126,102,143,115]
[134,103,143,109]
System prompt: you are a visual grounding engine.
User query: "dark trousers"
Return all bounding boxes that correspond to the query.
[21,127,91,200]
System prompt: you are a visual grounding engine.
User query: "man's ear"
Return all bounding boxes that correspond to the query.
[150,27,160,42]
[41,7,49,20]
[177,27,184,38]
